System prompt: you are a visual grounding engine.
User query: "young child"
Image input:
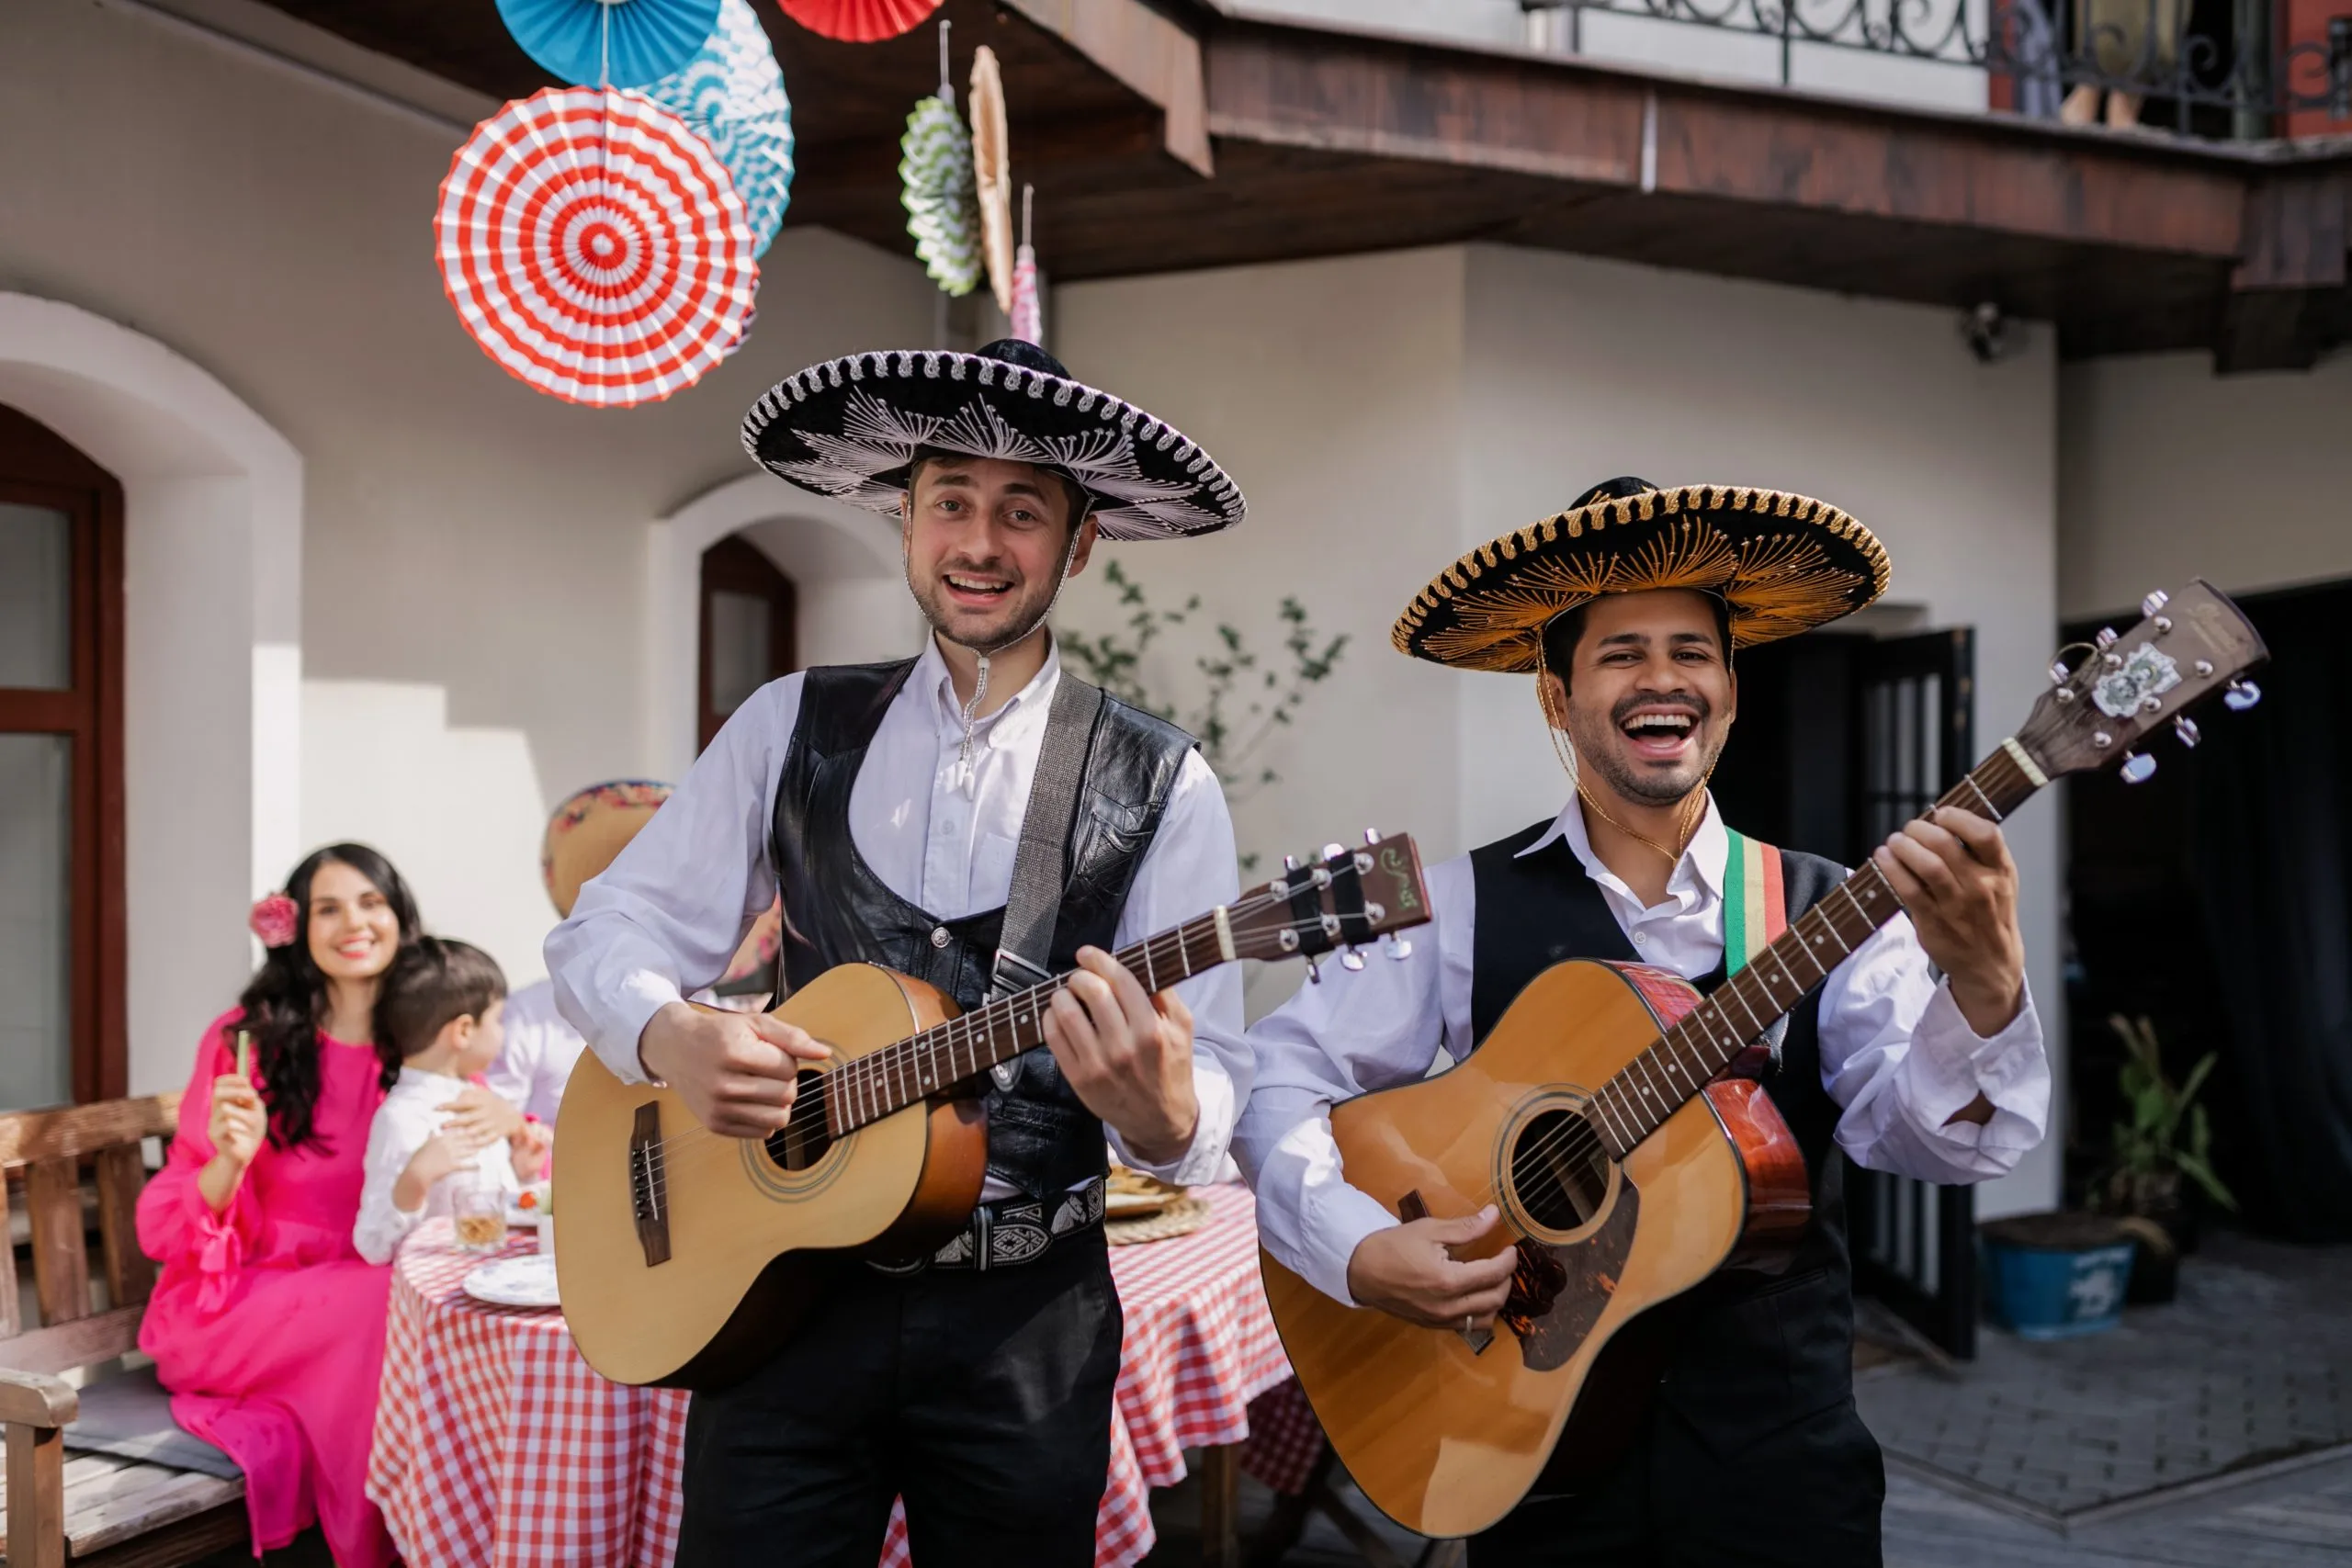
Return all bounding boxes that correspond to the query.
[354,937,550,1265]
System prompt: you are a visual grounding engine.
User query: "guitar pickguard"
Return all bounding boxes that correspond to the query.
[1512,1181,1639,1371]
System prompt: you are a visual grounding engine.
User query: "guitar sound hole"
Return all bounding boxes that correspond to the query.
[762,1070,834,1172]
[1510,1109,1612,1232]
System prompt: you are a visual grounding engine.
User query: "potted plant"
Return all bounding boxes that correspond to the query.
[2090,1013,2236,1304]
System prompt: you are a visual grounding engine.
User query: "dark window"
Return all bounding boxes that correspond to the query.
[0,404,126,1108]
[698,535,797,753]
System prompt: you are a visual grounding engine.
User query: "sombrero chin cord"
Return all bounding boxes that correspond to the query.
[1536,647,1713,871]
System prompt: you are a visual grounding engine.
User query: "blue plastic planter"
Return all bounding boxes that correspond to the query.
[1982,1230,2136,1339]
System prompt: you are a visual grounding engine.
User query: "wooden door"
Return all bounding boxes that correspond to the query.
[698,535,797,753]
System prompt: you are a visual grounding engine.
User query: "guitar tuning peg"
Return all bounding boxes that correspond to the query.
[1364,827,1381,846]
[1321,842,1347,864]
[1340,947,1367,972]
[2048,660,2070,686]
[1383,931,1413,961]
[2120,750,2157,784]
[1304,954,1323,985]
[2223,678,2262,713]
[2173,716,2200,749]
[2096,626,2119,649]
[2141,589,2170,616]
[1282,853,1300,872]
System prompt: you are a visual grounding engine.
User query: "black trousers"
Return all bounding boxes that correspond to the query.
[675,1234,1124,1568]
[1466,1396,1885,1568]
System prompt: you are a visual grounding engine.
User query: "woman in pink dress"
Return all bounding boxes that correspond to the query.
[136,843,515,1565]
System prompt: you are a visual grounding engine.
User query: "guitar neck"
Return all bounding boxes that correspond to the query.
[820,909,1236,1137]
[1584,739,2046,1158]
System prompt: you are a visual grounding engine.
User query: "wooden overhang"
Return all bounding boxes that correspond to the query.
[264,0,2352,369]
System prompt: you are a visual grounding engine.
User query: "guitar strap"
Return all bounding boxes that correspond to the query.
[1722,828,1791,1068]
[987,669,1106,1053]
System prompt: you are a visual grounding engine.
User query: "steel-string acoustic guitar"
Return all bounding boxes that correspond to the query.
[1263,581,2268,1538]
[559,832,1430,1390]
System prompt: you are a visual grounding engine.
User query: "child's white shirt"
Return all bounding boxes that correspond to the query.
[354,1066,522,1265]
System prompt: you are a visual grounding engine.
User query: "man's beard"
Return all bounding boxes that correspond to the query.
[909,566,1057,654]
[1564,689,1724,807]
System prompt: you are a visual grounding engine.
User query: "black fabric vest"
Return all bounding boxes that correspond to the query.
[770,659,1198,1200]
[1469,821,1860,1456]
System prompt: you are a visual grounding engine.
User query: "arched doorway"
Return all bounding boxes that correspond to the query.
[698,535,798,753]
[0,402,124,1107]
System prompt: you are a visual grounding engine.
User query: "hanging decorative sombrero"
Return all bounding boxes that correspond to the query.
[901,23,980,296]
[495,0,720,88]
[1393,478,1892,673]
[968,45,1015,317]
[644,0,795,258]
[741,337,1246,541]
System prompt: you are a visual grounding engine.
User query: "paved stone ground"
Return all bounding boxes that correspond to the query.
[1857,1231,2352,1521]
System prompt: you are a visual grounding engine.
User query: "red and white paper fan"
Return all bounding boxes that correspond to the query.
[436,87,758,408]
[779,0,939,42]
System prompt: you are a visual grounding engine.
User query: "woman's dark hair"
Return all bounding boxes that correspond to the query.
[234,843,422,1149]
[376,938,508,1077]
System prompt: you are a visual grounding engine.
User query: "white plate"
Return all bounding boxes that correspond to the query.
[504,1208,539,1228]
[462,1253,560,1310]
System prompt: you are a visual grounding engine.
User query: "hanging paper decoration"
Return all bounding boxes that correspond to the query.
[1011,185,1044,346]
[778,0,941,43]
[495,0,721,87]
[645,0,795,257]
[968,45,1014,317]
[435,88,758,407]
[900,24,979,297]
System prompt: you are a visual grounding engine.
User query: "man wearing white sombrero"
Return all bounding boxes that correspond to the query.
[548,339,1248,1566]
[1227,478,2052,1564]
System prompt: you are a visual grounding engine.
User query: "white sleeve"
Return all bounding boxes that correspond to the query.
[1103,749,1246,1187]
[1219,852,1474,1307]
[545,676,802,1084]
[1821,912,2052,1183]
[353,1103,428,1267]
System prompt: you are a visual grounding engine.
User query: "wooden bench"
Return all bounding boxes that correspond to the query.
[0,1093,250,1568]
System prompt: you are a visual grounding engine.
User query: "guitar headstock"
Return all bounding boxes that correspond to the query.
[1225,831,1430,978]
[2015,580,2268,783]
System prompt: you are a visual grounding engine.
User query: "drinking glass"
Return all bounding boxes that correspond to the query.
[451,1173,507,1253]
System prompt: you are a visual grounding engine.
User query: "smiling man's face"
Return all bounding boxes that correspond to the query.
[902,455,1095,651]
[1541,588,1737,808]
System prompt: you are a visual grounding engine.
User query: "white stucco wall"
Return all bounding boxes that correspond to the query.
[1060,243,2063,1217]
[0,0,935,1075]
[2060,353,2352,621]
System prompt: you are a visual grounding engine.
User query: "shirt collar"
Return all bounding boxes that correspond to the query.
[1516,789,1729,906]
[915,631,1062,752]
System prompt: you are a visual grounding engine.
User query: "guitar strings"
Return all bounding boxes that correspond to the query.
[629,908,1351,1179]
[628,877,1351,1170]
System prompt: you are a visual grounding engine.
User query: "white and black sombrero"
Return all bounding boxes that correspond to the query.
[741,338,1245,542]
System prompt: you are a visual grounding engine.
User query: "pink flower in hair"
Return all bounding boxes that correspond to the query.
[248,892,300,949]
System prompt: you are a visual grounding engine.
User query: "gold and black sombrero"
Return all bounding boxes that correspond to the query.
[1393,478,1891,673]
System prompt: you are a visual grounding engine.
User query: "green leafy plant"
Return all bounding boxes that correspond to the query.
[2097,1013,2235,1216]
[1060,560,1348,870]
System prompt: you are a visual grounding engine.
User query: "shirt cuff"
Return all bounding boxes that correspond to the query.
[1107,1050,1235,1188]
[596,976,686,1087]
[1306,1181,1405,1309]
[1896,978,2044,1145]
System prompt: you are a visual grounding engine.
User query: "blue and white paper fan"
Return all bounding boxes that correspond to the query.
[645,0,794,257]
[496,0,721,89]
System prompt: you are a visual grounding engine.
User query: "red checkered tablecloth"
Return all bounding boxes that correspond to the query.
[369,1183,1311,1567]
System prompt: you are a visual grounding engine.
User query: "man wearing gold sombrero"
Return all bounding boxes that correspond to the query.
[548,339,1247,1566]
[1228,479,2051,1562]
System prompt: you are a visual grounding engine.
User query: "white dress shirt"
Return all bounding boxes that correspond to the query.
[481,979,583,1126]
[547,636,1247,1194]
[1222,795,2050,1307]
[354,1066,523,1265]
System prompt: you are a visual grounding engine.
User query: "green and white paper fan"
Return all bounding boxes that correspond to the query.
[900,92,979,297]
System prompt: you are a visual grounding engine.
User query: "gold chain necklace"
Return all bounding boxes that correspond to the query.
[1575,777,1708,868]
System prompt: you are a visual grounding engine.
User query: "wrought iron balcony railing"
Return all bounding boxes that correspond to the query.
[1522,0,2352,139]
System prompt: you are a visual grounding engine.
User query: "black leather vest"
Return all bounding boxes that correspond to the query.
[1469,820,1861,1455]
[770,659,1198,1199]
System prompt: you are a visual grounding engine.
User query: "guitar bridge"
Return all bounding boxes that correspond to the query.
[629,1102,671,1268]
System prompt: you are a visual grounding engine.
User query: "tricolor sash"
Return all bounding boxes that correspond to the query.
[1722,829,1789,977]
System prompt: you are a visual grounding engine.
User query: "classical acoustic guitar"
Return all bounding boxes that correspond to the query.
[558,832,1430,1390]
[1264,581,2268,1539]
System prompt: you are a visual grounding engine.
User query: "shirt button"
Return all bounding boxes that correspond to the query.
[1633,931,1646,943]
[930,926,951,949]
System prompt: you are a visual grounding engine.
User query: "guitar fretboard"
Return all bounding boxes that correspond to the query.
[1582,740,2044,1158]
[807,912,1231,1139]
